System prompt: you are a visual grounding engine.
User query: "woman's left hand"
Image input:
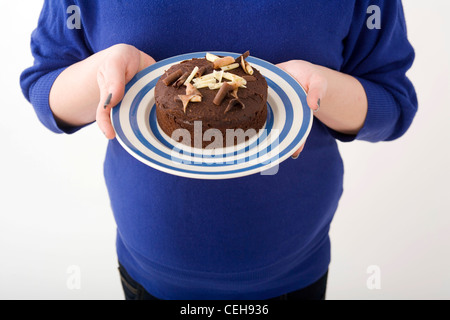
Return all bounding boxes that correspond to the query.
[276,60,328,159]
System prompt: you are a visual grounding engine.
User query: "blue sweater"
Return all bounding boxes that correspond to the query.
[21,0,417,299]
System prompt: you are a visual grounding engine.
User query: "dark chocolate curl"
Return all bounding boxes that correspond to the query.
[163,69,183,86]
[234,51,250,63]
[172,71,189,88]
[213,82,233,106]
[195,66,206,77]
[224,99,246,114]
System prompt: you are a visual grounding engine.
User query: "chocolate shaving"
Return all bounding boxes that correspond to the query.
[186,83,202,96]
[240,56,253,75]
[213,56,235,69]
[224,99,245,114]
[195,66,207,78]
[213,82,233,105]
[175,94,201,113]
[229,87,239,100]
[235,51,253,75]
[163,69,183,86]
[234,51,250,63]
[172,71,189,88]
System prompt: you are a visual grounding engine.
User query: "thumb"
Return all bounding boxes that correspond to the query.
[291,143,305,159]
[138,51,156,72]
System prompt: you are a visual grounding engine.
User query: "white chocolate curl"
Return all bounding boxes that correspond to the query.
[206,52,220,62]
[193,78,216,89]
[193,73,215,83]
[208,82,224,90]
[213,70,224,83]
[220,63,240,71]
[240,56,254,75]
[184,66,199,86]
[222,72,247,86]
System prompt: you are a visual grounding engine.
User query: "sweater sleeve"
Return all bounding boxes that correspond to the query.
[330,0,418,143]
[20,0,92,134]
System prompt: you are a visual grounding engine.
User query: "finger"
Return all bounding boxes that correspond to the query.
[276,62,290,73]
[96,59,128,139]
[96,50,157,139]
[306,73,327,113]
[96,93,116,139]
[291,143,305,159]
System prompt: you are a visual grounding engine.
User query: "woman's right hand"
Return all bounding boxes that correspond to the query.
[96,44,156,139]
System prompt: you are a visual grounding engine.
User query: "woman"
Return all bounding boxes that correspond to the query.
[20,0,417,300]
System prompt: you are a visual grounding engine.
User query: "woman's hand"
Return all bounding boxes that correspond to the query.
[277,60,368,159]
[49,44,155,139]
[277,60,328,158]
[96,44,156,139]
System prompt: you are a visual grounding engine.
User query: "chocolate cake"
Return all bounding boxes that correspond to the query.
[154,52,268,148]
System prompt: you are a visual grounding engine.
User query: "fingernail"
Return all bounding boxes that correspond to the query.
[103,93,112,109]
[291,154,299,160]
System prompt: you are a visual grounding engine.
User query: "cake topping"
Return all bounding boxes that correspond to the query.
[220,63,240,71]
[240,56,254,75]
[163,69,183,86]
[175,83,203,113]
[172,71,189,88]
[176,94,202,113]
[234,50,250,63]
[234,51,253,75]
[155,52,268,149]
[172,52,256,113]
[213,69,224,82]
[213,56,235,69]
[196,66,207,77]
[183,66,199,86]
[221,72,247,86]
[224,98,245,114]
[213,82,234,106]
[186,83,202,96]
[206,52,220,62]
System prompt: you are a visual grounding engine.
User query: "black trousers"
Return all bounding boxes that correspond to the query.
[118,264,328,300]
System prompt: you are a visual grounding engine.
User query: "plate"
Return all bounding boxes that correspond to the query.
[111,52,312,179]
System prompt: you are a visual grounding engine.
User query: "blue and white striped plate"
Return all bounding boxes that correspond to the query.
[111,52,312,179]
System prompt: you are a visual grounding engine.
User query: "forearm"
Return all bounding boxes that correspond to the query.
[315,66,368,135]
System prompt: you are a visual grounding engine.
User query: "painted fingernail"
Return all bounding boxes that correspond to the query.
[103,93,112,109]
[314,98,320,113]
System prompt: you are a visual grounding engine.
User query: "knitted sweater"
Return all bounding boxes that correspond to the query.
[20,0,417,299]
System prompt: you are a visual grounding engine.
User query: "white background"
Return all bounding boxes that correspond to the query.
[1,1,449,300]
